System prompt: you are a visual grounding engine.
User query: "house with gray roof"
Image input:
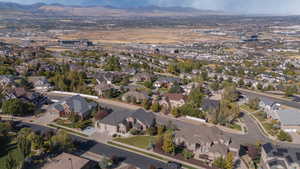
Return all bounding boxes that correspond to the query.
[51,95,97,120]
[261,143,300,169]
[95,108,155,136]
[276,109,300,133]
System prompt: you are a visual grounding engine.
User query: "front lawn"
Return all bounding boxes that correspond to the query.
[55,119,92,130]
[228,123,242,131]
[253,111,281,136]
[114,136,157,149]
[240,104,257,113]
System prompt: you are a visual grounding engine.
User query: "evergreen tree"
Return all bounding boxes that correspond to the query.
[225,152,234,169]
[162,132,175,154]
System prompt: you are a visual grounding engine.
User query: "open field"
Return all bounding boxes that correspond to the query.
[58,28,237,44]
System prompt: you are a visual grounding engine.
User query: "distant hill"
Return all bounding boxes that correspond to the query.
[0,2,228,17]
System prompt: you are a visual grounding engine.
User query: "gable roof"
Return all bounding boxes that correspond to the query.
[129,109,155,126]
[42,153,90,169]
[54,95,96,117]
[164,93,185,101]
[277,109,300,126]
[99,108,155,127]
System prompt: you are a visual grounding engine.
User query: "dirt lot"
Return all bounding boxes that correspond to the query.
[58,28,236,44]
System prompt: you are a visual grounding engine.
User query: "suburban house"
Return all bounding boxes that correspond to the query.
[50,95,97,120]
[259,98,281,119]
[276,109,300,133]
[95,109,156,136]
[28,76,53,92]
[94,83,115,97]
[260,143,300,169]
[122,91,149,103]
[41,152,96,169]
[154,77,180,88]
[131,72,154,82]
[159,93,186,110]
[6,87,48,106]
[174,125,238,163]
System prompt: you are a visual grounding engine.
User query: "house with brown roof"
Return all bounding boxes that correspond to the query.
[95,109,155,136]
[159,93,186,111]
[41,153,95,169]
[174,125,238,163]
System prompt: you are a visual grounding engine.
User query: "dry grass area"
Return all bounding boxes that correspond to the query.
[59,28,236,44]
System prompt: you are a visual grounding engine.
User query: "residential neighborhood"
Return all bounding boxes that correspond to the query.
[1,1,300,169]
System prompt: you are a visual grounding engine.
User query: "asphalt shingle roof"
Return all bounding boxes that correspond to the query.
[277,109,300,126]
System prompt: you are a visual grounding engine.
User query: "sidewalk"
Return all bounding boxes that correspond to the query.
[109,140,204,169]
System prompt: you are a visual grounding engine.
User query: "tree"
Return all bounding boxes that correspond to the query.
[256,83,263,90]
[142,99,152,110]
[171,108,181,118]
[151,102,160,113]
[143,81,153,89]
[168,83,183,93]
[17,135,31,160]
[104,56,121,71]
[237,79,245,87]
[277,130,292,142]
[182,149,194,159]
[162,132,175,154]
[157,125,166,136]
[219,100,240,125]
[51,130,74,152]
[213,156,226,169]
[98,157,113,169]
[247,97,260,110]
[222,85,239,102]
[188,87,204,107]
[225,152,234,169]
[5,153,17,169]
[1,99,35,116]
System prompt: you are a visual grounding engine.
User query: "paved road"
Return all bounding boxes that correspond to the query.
[239,89,300,109]
[17,122,171,169]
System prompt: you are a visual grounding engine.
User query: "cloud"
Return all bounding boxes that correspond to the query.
[1,0,300,14]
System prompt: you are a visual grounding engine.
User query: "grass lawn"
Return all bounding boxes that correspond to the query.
[228,123,242,131]
[114,136,157,149]
[253,111,280,136]
[0,138,23,169]
[240,104,257,113]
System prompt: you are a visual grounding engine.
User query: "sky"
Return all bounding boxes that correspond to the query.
[1,0,300,15]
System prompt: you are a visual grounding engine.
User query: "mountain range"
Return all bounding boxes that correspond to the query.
[0,1,227,17]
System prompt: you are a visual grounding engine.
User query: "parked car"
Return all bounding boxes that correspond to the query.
[167,161,182,169]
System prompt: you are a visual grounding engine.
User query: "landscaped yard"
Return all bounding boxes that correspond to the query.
[253,111,281,136]
[228,123,242,131]
[54,118,92,130]
[114,136,157,149]
[240,104,257,113]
